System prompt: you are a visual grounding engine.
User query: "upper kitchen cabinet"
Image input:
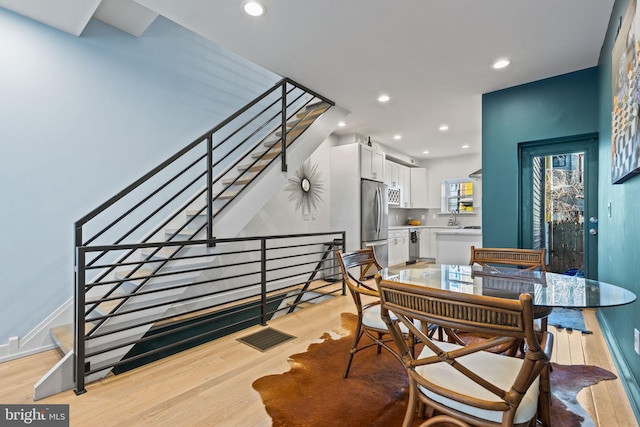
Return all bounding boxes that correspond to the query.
[384,160,427,208]
[385,160,400,187]
[409,167,428,208]
[360,144,385,182]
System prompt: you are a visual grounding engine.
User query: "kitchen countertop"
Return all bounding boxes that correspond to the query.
[434,229,482,236]
[389,225,481,230]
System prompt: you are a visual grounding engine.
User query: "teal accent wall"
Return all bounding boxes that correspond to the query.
[597,0,640,410]
[0,9,279,345]
[482,68,599,248]
[483,0,640,413]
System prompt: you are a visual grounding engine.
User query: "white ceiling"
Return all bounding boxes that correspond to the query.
[2,0,615,158]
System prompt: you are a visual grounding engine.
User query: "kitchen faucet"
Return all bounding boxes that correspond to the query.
[448,210,459,227]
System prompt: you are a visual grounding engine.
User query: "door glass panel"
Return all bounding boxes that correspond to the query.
[533,152,585,274]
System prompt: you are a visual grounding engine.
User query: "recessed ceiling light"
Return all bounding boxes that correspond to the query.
[462,144,470,149]
[393,134,402,140]
[492,58,510,69]
[423,150,430,154]
[338,121,346,127]
[439,124,449,131]
[243,1,265,16]
[378,94,390,103]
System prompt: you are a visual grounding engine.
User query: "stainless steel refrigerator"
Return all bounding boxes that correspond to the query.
[361,179,388,276]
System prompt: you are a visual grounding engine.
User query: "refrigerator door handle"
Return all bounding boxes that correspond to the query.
[374,186,380,235]
[377,186,383,236]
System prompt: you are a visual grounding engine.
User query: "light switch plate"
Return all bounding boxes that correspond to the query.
[634,328,640,355]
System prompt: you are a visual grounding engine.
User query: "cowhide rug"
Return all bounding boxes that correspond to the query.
[253,313,617,427]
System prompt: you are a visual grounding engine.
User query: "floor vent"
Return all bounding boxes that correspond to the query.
[237,328,295,352]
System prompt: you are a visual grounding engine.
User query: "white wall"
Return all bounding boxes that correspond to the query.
[423,153,482,209]
[240,135,336,236]
[0,10,279,345]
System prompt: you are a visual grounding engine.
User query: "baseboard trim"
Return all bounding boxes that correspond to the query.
[0,298,72,364]
[0,343,57,364]
[597,310,640,424]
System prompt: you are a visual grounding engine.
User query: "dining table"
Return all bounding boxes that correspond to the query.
[379,264,637,310]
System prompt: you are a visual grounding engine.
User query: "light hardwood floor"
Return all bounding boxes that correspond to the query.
[0,294,636,426]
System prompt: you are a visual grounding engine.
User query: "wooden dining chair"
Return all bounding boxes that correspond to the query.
[419,415,471,427]
[337,248,414,378]
[469,246,551,333]
[469,246,547,271]
[376,277,554,427]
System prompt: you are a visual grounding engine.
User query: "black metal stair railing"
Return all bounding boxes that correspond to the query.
[75,231,345,394]
[72,77,335,394]
[75,77,333,322]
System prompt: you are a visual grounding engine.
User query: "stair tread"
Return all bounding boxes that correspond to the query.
[51,324,74,354]
[115,268,154,279]
[238,160,269,172]
[219,191,238,199]
[252,149,281,160]
[141,247,179,259]
[221,176,253,185]
[275,127,304,138]
[263,138,281,147]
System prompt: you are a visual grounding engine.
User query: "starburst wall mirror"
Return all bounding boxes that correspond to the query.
[285,160,324,215]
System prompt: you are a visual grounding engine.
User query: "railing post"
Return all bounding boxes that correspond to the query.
[74,239,87,395]
[260,238,268,325]
[280,82,288,172]
[206,134,214,246]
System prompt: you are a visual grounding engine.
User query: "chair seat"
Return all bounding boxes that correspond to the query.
[415,341,540,425]
[363,304,411,333]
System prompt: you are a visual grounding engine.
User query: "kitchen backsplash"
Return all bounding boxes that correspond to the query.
[388,207,482,228]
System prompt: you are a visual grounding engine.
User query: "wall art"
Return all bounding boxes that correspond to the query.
[612,0,640,183]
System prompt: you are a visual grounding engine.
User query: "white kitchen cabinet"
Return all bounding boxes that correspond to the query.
[385,160,400,187]
[400,164,411,207]
[409,168,428,208]
[360,144,384,182]
[388,229,409,266]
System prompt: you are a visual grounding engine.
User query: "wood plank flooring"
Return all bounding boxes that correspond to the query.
[0,295,636,426]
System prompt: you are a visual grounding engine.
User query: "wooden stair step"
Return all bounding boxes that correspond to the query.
[219,191,238,200]
[238,160,269,172]
[296,102,330,119]
[114,268,155,280]
[185,208,218,220]
[141,247,179,260]
[164,228,197,239]
[275,127,304,138]
[221,175,253,186]
[86,297,122,318]
[51,324,74,355]
[252,148,281,160]
[263,138,282,148]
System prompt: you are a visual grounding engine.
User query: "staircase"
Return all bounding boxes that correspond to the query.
[34,78,348,399]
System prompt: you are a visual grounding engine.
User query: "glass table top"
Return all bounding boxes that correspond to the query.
[379,264,637,309]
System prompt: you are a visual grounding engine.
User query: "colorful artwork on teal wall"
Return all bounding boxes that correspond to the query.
[612,0,640,183]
